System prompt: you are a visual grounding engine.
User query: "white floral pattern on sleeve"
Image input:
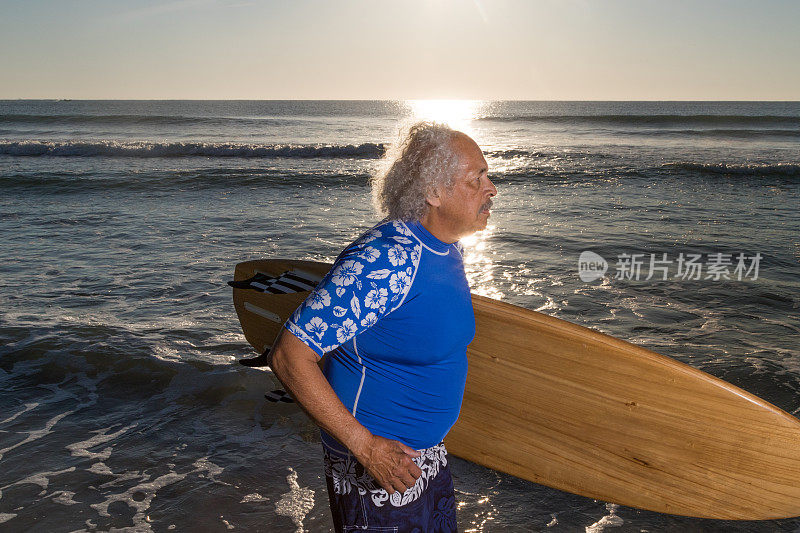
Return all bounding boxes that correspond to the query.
[284,221,422,356]
[357,246,380,263]
[387,245,407,266]
[307,288,331,310]
[331,260,364,288]
[305,316,328,339]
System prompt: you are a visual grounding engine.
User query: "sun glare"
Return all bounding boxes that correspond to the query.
[406,99,483,134]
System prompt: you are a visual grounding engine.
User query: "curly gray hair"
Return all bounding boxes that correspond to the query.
[371,121,462,221]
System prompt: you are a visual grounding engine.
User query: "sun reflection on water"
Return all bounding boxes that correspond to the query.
[462,224,503,299]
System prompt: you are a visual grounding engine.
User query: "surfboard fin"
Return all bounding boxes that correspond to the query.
[239,346,273,367]
[265,389,294,403]
[238,354,272,367]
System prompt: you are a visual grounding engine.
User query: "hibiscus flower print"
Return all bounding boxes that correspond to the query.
[387,244,407,266]
[392,220,411,236]
[360,229,382,245]
[360,312,378,328]
[410,245,421,264]
[433,495,456,532]
[306,288,331,310]
[389,270,411,294]
[331,260,363,286]
[336,318,357,343]
[305,316,328,340]
[364,287,388,309]
[357,246,380,263]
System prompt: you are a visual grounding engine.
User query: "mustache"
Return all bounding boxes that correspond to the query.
[480,199,493,212]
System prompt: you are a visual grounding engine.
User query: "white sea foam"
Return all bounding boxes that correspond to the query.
[193,457,224,478]
[274,468,315,533]
[97,470,142,488]
[663,161,800,176]
[88,462,114,475]
[86,455,230,531]
[66,423,137,461]
[151,343,183,362]
[585,503,624,533]
[240,493,269,503]
[0,467,77,497]
[0,402,39,425]
[0,410,74,461]
[90,471,187,530]
[51,490,79,506]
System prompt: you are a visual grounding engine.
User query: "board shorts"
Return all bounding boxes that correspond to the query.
[323,441,458,533]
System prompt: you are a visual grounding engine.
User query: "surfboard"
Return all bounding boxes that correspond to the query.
[231,258,800,520]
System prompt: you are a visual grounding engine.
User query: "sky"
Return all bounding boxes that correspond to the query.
[1,0,799,100]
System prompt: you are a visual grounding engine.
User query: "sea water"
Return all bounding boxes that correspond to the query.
[1,100,799,532]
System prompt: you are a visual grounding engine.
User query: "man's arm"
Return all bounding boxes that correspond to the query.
[269,328,422,494]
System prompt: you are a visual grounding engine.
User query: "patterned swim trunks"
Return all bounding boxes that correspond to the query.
[323,442,458,533]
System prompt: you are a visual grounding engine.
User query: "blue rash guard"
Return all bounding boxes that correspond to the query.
[285,219,476,452]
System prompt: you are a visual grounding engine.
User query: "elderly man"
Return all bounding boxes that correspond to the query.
[270,122,497,532]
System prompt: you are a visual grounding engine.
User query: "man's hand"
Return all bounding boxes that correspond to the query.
[352,434,422,494]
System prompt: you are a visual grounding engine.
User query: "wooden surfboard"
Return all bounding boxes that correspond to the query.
[231,258,800,520]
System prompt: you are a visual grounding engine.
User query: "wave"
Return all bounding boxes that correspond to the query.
[662,162,800,177]
[630,128,800,139]
[0,113,305,127]
[484,148,612,161]
[479,114,800,127]
[0,318,287,420]
[0,140,386,159]
[485,148,553,159]
[0,141,604,161]
[0,168,369,192]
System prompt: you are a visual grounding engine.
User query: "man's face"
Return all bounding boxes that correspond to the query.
[435,133,497,240]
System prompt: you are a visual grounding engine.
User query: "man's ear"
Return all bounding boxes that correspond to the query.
[425,187,441,208]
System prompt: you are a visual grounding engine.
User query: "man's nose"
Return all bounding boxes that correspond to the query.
[486,177,498,197]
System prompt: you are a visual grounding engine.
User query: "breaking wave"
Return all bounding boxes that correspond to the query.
[0,140,386,159]
[0,113,304,127]
[479,114,800,127]
[662,162,800,177]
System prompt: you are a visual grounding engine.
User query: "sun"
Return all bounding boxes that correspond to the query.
[405,99,483,134]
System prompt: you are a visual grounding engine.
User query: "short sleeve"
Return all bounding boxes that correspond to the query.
[284,226,419,356]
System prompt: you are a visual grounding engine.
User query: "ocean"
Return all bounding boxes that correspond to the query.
[1,100,799,532]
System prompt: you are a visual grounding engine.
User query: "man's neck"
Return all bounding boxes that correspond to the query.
[418,212,459,244]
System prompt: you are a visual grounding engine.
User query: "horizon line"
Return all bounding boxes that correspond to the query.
[3,98,800,103]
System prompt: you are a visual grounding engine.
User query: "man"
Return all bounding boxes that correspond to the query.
[270,122,497,532]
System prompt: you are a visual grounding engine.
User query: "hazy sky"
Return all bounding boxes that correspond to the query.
[2,0,799,100]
